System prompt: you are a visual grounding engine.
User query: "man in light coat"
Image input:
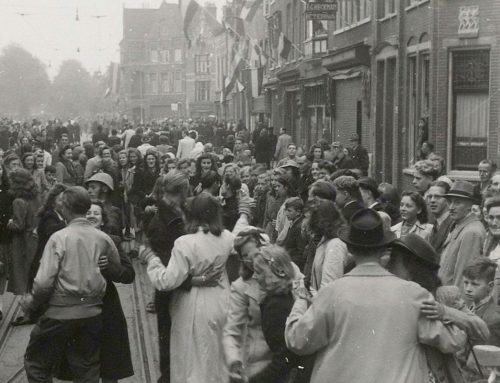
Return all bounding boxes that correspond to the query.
[176,129,196,159]
[285,209,466,383]
[274,128,292,162]
[439,181,486,287]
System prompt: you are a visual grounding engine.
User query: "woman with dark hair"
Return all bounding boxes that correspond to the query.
[22,152,36,172]
[308,144,323,162]
[200,170,221,196]
[55,145,77,186]
[308,199,350,294]
[86,200,135,383]
[392,191,432,240]
[129,150,160,237]
[192,153,218,193]
[7,169,41,325]
[24,152,48,192]
[144,193,235,383]
[28,183,67,291]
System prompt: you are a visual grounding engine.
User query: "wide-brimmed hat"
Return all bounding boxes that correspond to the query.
[391,234,440,270]
[358,177,380,199]
[85,172,114,191]
[444,180,476,202]
[338,208,396,248]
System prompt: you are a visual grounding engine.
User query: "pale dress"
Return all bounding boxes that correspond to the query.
[147,228,235,383]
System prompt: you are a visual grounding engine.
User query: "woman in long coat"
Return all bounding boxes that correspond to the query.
[144,193,234,383]
[7,168,41,296]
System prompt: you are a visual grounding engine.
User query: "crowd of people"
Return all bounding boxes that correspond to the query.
[0,115,499,382]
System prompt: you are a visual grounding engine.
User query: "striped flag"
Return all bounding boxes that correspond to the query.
[224,53,245,97]
[179,0,202,47]
[240,0,263,22]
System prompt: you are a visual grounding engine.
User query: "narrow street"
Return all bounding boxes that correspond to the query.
[0,260,160,383]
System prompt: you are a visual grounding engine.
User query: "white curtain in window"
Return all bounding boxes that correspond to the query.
[455,93,489,140]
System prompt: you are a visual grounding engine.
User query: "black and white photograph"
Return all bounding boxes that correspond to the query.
[0,0,499,382]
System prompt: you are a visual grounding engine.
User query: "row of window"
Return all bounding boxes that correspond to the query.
[146,72,184,94]
[150,49,183,64]
[145,73,210,102]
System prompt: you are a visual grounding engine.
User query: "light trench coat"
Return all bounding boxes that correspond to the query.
[285,263,467,383]
[147,228,235,383]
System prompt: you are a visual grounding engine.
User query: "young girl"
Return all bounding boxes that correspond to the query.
[391,191,432,240]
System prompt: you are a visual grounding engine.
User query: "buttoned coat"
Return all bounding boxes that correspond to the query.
[439,213,486,287]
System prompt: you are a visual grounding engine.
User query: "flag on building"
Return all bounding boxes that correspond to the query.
[224,53,245,97]
[104,62,120,99]
[240,0,263,22]
[179,0,202,47]
[249,39,267,67]
[278,32,292,59]
[236,79,245,92]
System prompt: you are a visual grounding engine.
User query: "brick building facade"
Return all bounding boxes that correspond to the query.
[120,1,219,122]
[263,0,500,188]
[120,2,187,122]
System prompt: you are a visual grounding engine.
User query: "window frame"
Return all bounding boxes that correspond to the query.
[334,0,372,35]
[447,48,490,171]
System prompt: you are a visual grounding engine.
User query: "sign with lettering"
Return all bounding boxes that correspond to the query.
[305,0,337,21]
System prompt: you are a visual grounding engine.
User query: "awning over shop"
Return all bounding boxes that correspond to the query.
[322,42,370,71]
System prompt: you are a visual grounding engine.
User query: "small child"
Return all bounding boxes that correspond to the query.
[462,258,500,378]
[282,197,306,271]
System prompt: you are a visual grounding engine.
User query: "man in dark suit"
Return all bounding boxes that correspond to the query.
[332,175,364,223]
[427,181,454,257]
[349,134,369,176]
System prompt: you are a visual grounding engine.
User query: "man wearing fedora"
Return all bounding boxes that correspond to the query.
[439,181,486,288]
[285,209,466,383]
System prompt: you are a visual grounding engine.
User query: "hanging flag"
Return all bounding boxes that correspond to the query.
[236,80,245,92]
[224,53,245,97]
[250,68,259,98]
[103,62,120,98]
[278,32,291,59]
[240,0,263,22]
[249,39,267,67]
[179,0,202,48]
